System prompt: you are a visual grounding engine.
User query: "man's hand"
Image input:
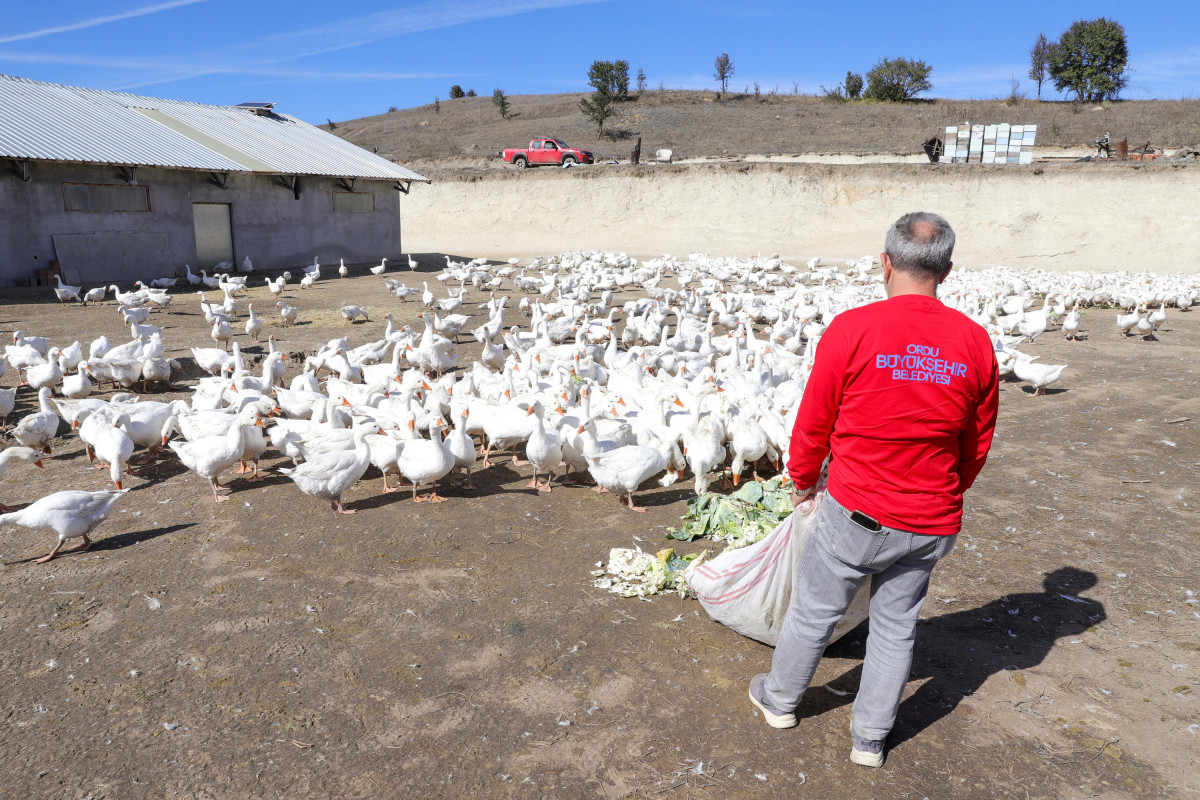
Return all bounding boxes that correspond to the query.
[791,486,816,507]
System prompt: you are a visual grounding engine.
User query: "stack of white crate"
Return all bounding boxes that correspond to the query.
[942,126,958,162]
[943,123,1037,164]
[968,124,984,163]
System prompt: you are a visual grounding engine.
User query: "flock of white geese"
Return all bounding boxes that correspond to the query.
[1,251,1195,563]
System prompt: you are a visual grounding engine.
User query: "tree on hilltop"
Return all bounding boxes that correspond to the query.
[1028,33,1050,101]
[579,91,614,138]
[492,88,511,120]
[714,53,734,95]
[844,71,864,99]
[449,84,465,99]
[863,57,932,101]
[1047,18,1129,102]
[588,60,630,101]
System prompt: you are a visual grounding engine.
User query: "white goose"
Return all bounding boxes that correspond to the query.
[12,331,50,357]
[244,304,262,342]
[190,346,234,377]
[1011,352,1067,396]
[523,401,563,493]
[13,388,60,454]
[682,413,726,496]
[727,401,769,485]
[584,435,678,512]
[61,362,93,399]
[168,408,263,502]
[396,417,456,503]
[276,302,298,325]
[53,274,82,303]
[211,318,232,350]
[59,340,84,372]
[83,286,108,305]
[279,425,377,514]
[25,347,63,392]
[93,414,136,491]
[0,489,127,563]
[446,407,478,489]
[0,447,44,511]
[413,314,460,377]
[364,429,407,494]
[0,386,16,430]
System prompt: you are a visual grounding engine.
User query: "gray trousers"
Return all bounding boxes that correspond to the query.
[762,493,957,741]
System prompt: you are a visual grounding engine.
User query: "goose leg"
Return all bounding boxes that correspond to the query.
[234,459,251,474]
[623,493,647,513]
[412,483,426,503]
[526,468,541,490]
[331,498,356,515]
[382,473,399,493]
[244,459,263,482]
[463,468,475,490]
[35,538,68,563]
[427,483,447,503]
[211,478,230,502]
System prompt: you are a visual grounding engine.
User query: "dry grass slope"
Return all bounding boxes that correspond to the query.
[326,90,1200,175]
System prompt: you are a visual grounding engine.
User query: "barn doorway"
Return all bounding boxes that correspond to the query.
[193,202,233,267]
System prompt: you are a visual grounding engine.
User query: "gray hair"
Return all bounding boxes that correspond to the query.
[884,212,955,279]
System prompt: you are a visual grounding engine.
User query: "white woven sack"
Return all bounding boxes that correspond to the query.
[686,491,870,646]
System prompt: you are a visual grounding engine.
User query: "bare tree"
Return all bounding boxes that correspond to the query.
[1029,32,1050,101]
[713,53,734,95]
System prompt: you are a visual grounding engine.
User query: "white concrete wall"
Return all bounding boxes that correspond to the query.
[0,162,407,285]
[403,162,1200,273]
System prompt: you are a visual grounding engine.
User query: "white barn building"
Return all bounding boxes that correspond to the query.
[0,74,428,286]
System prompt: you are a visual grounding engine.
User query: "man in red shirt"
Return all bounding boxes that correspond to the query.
[748,212,999,767]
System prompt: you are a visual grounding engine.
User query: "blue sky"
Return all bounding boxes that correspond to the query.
[2,1,1197,124]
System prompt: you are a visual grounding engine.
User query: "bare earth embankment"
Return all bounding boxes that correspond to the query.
[401,160,1200,274]
[326,90,1200,175]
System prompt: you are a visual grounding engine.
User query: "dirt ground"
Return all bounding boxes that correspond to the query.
[1,261,1197,800]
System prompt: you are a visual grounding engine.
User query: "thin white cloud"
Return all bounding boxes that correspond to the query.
[0,49,462,84]
[0,0,209,45]
[109,0,609,91]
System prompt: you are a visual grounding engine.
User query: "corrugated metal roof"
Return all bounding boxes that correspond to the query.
[0,74,428,183]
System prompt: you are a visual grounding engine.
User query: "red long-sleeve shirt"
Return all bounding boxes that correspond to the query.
[788,293,999,536]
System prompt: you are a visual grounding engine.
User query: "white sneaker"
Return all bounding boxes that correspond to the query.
[849,717,885,767]
[748,673,797,729]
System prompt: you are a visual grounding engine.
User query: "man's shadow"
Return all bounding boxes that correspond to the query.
[806,566,1106,746]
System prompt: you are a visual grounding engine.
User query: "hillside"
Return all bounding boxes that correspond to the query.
[323,90,1200,178]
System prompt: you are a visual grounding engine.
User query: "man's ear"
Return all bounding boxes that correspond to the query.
[881,253,892,281]
[938,261,953,285]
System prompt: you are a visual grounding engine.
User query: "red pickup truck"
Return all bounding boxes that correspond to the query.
[499,137,594,169]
